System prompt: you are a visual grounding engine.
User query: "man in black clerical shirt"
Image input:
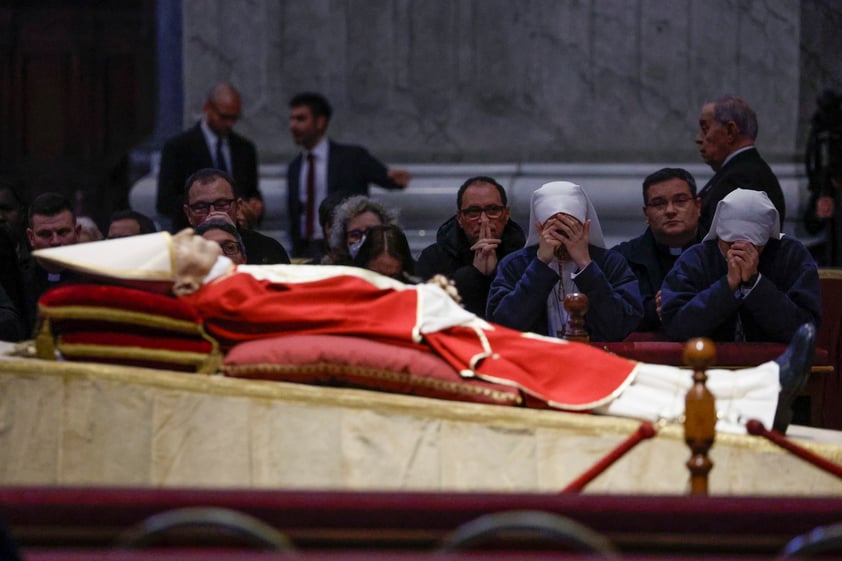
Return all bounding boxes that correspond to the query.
[612,168,702,332]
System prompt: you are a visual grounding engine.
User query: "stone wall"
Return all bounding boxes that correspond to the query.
[178,0,841,167]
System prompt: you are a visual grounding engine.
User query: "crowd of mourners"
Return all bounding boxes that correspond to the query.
[0,89,829,352]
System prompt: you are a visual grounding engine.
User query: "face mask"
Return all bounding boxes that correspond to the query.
[348,234,367,259]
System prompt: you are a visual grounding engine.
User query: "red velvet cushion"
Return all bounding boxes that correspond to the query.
[223,334,522,406]
[36,284,221,373]
[56,332,218,372]
[39,285,203,330]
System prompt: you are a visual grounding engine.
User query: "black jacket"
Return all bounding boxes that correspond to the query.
[416,216,525,318]
[697,147,785,235]
[286,140,403,256]
[240,229,290,265]
[157,122,260,229]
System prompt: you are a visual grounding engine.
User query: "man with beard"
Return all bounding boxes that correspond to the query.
[286,92,410,258]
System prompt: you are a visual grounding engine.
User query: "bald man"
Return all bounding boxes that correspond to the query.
[156,82,263,232]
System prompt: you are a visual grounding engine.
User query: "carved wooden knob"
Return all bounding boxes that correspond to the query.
[683,336,717,496]
[562,292,589,343]
[683,337,716,371]
[563,292,589,317]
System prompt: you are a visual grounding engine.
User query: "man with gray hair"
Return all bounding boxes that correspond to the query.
[695,95,785,234]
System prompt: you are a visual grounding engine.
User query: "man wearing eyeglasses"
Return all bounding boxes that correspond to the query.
[416,176,525,318]
[612,168,702,332]
[157,82,263,233]
[183,169,289,265]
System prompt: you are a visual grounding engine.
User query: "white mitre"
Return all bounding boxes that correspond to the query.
[32,229,232,295]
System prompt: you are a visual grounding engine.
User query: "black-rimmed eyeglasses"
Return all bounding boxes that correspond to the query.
[460,205,506,220]
[188,198,236,215]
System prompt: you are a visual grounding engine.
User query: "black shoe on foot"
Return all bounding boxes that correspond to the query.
[772,323,816,433]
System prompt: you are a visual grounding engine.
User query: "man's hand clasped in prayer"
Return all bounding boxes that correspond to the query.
[471,219,502,276]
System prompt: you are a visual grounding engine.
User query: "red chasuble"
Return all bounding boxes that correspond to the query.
[181,271,638,410]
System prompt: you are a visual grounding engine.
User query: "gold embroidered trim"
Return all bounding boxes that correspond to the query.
[35,303,223,374]
[39,304,203,334]
[225,362,522,405]
[57,341,221,374]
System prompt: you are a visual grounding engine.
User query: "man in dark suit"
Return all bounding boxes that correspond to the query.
[286,92,410,258]
[695,94,785,235]
[157,82,263,232]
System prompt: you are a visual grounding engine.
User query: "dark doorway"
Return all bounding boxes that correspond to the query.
[0,1,156,227]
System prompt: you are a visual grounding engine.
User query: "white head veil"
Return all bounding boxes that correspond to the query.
[702,188,780,245]
[525,181,605,248]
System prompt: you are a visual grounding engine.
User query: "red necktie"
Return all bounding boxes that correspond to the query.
[305,153,315,239]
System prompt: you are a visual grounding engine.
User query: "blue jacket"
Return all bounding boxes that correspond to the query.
[487,245,643,342]
[661,237,821,342]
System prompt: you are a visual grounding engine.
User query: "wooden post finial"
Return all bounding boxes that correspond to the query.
[683,337,717,496]
[562,292,589,343]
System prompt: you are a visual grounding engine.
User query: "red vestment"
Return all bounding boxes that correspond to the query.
[181,271,638,410]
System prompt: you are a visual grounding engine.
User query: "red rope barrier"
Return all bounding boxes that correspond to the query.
[561,421,657,493]
[746,419,842,480]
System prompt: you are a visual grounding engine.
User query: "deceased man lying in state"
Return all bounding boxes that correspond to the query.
[32,229,814,434]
